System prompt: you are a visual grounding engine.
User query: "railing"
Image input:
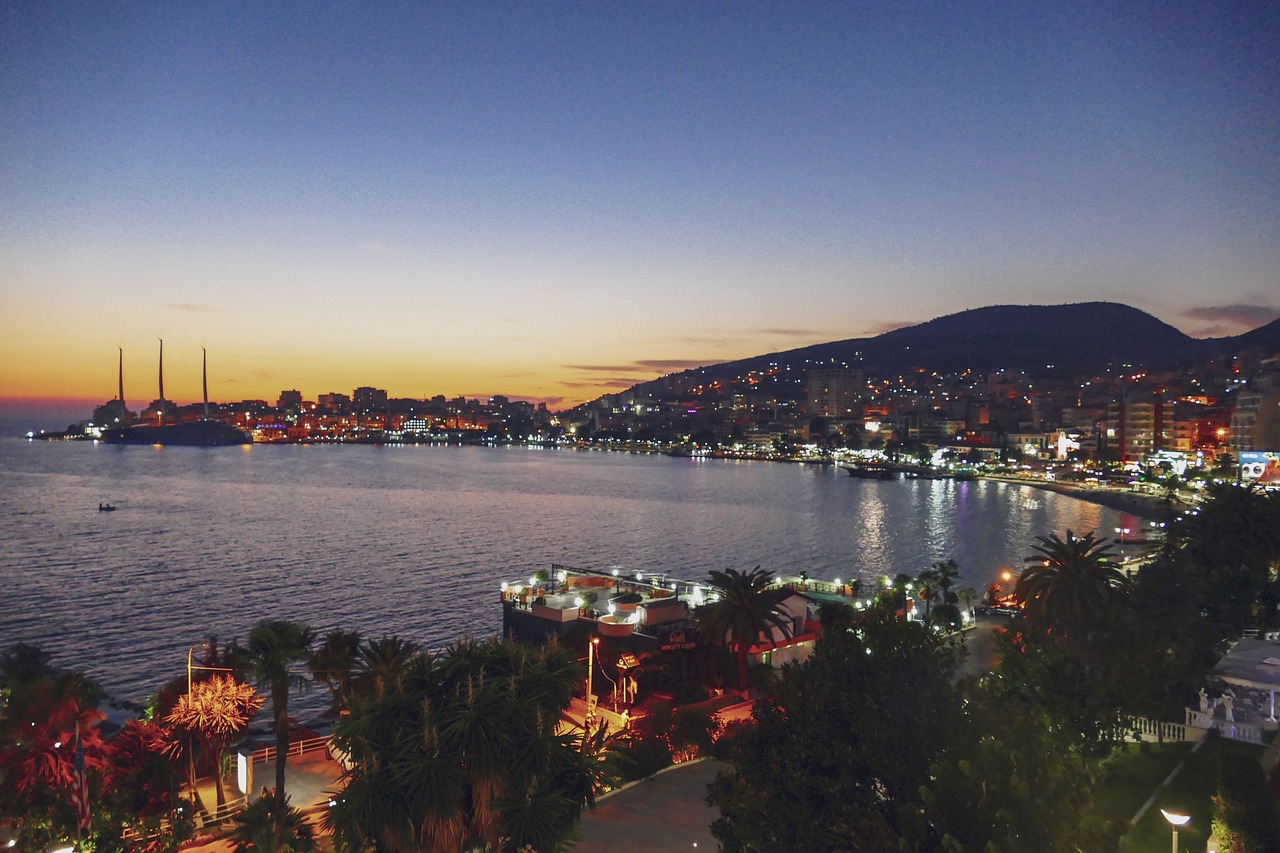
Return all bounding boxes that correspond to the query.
[252,734,332,763]
[1124,716,1189,742]
[1186,708,1266,744]
[121,793,250,841]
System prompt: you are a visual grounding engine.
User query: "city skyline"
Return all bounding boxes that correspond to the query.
[2,2,1278,416]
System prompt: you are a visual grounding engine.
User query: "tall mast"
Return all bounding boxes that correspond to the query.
[157,338,165,427]
[202,347,209,420]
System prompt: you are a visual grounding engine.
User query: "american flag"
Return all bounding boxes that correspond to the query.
[70,727,90,831]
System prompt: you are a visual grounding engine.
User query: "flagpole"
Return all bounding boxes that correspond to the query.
[74,724,83,849]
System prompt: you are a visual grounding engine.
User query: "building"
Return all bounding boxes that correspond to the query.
[807,367,862,418]
[277,389,303,410]
[353,386,389,412]
[1105,394,1169,462]
[1229,362,1280,455]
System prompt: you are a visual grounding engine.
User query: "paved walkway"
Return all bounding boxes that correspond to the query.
[180,745,344,851]
[572,758,729,851]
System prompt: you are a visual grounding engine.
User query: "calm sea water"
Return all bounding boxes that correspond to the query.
[0,439,1123,709]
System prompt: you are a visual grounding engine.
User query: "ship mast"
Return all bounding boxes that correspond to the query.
[117,346,128,425]
[157,338,165,427]
[202,347,209,421]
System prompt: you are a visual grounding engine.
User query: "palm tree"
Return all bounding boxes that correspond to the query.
[164,673,263,816]
[327,638,606,852]
[233,620,315,805]
[229,793,315,852]
[309,628,361,712]
[355,636,419,701]
[1016,530,1125,639]
[695,566,793,693]
[919,559,961,626]
[957,586,979,620]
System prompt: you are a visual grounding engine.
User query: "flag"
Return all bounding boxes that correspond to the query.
[70,727,90,831]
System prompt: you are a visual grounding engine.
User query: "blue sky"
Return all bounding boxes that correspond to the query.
[1,1,1277,411]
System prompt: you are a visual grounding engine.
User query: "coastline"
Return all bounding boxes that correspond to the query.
[986,475,1169,521]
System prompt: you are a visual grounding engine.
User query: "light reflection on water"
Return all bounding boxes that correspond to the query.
[0,440,1120,706]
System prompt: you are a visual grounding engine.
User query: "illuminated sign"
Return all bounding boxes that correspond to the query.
[660,629,697,651]
[1240,451,1280,484]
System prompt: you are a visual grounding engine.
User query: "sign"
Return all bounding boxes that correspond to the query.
[661,629,697,651]
[1240,451,1280,484]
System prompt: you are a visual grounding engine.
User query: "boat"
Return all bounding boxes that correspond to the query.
[843,464,898,480]
[98,503,116,512]
[99,342,251,447]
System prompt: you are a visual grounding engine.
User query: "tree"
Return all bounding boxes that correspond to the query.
[327,638,616,852]
[103,718,192,849]
[708,612,964,850]
[896,687,1118,852]
[1212,746,1280,852]
[354,635,419,701]
[309,628,361,714]
[695,567,794,692]
[957,586,979,620]
[0,664,112,849]
[1015,530,1125,640]
[164,673,263,816]
[1162,482,1280,631]
[231,620,315,805]
[229,793,315,852]
[917,558,960,625]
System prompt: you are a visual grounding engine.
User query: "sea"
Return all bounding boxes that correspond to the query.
[0,437,1128,715]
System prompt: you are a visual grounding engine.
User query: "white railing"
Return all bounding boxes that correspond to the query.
[252,734,331,763]
[1125,716,1187,742]
[1186,708,1266,744]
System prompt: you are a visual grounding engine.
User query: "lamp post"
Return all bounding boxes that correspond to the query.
[586,635,599,727]
[1160,808,1189,853]
[187,643,234,693]
[1115,526,1131,546]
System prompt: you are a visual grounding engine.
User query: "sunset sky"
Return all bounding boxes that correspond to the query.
[2,1,1277,423]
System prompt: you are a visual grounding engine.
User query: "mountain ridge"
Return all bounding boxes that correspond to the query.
[600,301,1280,405]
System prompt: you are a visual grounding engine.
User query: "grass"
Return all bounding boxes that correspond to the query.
[1096,741,1193,828]
[1105,735,1267,852]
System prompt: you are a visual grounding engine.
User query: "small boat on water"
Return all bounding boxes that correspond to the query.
[98,503,116,512]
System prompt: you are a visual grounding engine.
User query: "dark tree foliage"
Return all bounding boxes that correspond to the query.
[1212,747,1280,852]
[898,689,1119,852]
[707,612,965,851]
[1161,482,1280,631]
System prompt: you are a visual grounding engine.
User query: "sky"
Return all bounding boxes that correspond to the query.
[2,1,1278,422]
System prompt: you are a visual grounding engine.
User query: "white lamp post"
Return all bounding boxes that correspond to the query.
[1160,808,1189,853]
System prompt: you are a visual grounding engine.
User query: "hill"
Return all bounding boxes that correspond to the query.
[609,301,1280,403]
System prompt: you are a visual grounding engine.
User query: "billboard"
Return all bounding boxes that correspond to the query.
[1240,451,1280,484]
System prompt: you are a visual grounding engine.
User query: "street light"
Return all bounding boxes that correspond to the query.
[1115,526,1131,546]
[1160,808,1189,853]
[586,635,600,727]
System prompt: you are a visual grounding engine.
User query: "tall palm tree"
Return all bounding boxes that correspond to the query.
[1016,530,1125,639]
[164,673,263,816]
[695,566,793,692]
[233,620,314,804]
